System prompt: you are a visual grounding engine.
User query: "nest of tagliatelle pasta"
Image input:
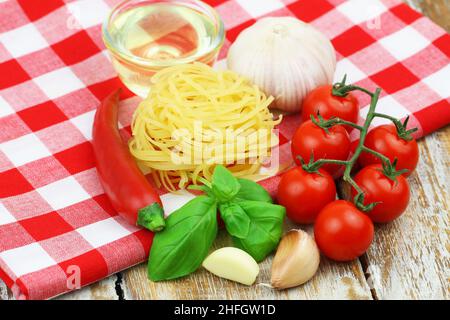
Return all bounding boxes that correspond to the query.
[129,63,282,191]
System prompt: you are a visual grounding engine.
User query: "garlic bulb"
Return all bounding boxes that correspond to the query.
[227,17,336,113]
[271,229,320,289]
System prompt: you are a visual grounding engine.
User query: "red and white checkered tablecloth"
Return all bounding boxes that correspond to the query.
[0,0,449,300]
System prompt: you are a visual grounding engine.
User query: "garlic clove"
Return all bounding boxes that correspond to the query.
[271,229,320,289]
[202,247,259,286]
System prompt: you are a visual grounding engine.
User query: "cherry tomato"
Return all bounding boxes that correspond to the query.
[291,120,351,177]
[351,164,410,223]
[358,125,419,176]
[301,85,359,133]
[277,166,336,224]
[314,200,374,261]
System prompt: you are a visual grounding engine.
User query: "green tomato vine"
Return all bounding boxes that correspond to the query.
[303,75,417,212]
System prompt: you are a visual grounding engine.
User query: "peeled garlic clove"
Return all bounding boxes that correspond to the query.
[271,229,320,289]
[227,17,336,113]
[202,247,259,285]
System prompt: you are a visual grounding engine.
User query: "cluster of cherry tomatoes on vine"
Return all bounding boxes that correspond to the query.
[276,78,420,262]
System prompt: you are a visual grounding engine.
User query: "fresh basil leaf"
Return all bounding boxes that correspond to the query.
[219,202,251,239]
[232,200,285,262]
[148,196,218,281]
[235,178,273,203]
[211,165,241,202]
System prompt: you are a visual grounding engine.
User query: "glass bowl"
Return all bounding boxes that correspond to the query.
[102,0,225,97]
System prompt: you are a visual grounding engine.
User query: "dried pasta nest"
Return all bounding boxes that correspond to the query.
[129,63,281,191]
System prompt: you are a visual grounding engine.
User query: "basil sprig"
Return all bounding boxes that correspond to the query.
[147,165,285,281]
[148,196,217,281]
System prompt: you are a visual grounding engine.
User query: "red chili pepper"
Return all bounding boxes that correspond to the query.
[92,90,165,231]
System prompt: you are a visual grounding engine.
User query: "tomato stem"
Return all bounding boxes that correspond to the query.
[332,75,374,98]
[379,159,410,182]
[333,119,364,131]
[301,155,348,173]
[372,113,418,141]
[311,114,364,131]
[361,146,391,165]
[343,175,367,206]
[361,146,408,181]
[310,114,330,134]
[341,88,382,211]
[372,112,400,124]
[309,87,383,211]
[308,77,419,212]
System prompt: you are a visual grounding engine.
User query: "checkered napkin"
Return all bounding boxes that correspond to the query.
[0,0,449,300]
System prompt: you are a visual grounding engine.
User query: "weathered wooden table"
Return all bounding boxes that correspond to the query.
[1,0,448,300]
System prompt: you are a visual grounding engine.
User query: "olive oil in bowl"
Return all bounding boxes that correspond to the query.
[103,0,225,97]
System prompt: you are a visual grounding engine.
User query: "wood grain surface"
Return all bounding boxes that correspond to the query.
[122,225,373,300]
[119,126,450,300]
[407,0,450,32]
[363,128,449,299]
[1,0,449,300]
[56,125,449,301]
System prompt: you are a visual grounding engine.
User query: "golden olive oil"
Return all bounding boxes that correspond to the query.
[106,3,222,97]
